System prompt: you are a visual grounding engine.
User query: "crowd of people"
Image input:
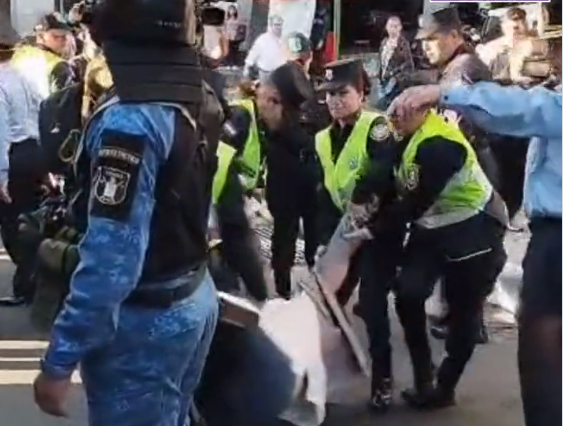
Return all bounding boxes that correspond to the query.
[0,2,561,426]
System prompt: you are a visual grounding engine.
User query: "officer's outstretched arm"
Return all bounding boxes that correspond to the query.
[441,82,562,140]
[352,116,399,204]
[42,106,169,379]
[217,163,268,302]
[375,137,466,229]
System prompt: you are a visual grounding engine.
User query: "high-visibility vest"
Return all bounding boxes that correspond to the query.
[230,99,264,191]
[315,111,381,211]
[12,45,62,98]
[212,141,237,205]
[396,112,493,229]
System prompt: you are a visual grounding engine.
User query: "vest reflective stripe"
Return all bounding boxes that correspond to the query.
[315,111,380,211]
[12,45,62,98]
[230,99,263,191]
[212,141,237,204]
[397,112,493,229]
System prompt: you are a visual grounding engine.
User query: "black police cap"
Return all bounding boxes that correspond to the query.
[319,58,365,92]
[269,62,314,109]
[35,12,73,32]
[416,7,462,40]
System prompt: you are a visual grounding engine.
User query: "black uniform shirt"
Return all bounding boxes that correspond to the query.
[374,136,467,230]
[316,114,399,245]
[221,105,254,153]
[216,162,268,302]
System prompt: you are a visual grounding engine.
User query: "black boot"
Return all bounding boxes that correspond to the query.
[369,377,393,413]
[401,384,456,410]
[274,269,292,300]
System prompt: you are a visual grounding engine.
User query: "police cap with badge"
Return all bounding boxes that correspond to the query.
[319,58,370,95]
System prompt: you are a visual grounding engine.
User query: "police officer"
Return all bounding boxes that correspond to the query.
[389,30,561,424]
[221,62,316,298]
[32,1,222,424]
[417,7,502,343]
[12,13,74,98]
[375,101,507,410]
[196,142,295,426]
[315,58,405,411]
[210,141,268,301]
[261,62,316,298]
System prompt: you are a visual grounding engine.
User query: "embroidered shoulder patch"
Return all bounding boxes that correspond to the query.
[90,131,145,221]
[370,122,391,141]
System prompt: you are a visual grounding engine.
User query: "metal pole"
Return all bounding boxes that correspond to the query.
[334,0,341,59]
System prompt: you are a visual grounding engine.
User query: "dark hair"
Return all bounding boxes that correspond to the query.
[227,5,238,19]
[238,80,257,98]
[355,69,372,97]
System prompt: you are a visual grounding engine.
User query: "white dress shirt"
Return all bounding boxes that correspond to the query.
[0,62,42,184]
[244,32,286,75]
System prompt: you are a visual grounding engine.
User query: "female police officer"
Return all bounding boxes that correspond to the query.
[221,62,317,299]
[314,58,405,411]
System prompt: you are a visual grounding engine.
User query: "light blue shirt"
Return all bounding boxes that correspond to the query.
[441,82,562,219]
[0,63,42,185]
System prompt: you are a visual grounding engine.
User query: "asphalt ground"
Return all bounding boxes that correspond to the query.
[0,218,527,425]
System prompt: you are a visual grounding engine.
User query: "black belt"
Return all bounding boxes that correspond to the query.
[124,264,206,309]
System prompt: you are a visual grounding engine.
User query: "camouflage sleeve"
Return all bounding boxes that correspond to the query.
[41,104,173,379]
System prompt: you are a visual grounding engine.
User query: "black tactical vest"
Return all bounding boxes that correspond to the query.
[71,94,220,285]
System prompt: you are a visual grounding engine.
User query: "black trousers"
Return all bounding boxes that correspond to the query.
[490,139,528,220]
[268,186,318,297]
[0,139,45,299]
[518,218,561,426]
[395,216,506,391]
[335,228,406,386]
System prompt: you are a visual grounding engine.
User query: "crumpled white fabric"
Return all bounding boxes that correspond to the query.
[259,290,367,426]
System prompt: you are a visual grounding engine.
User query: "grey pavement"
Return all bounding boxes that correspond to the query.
[0,225,527,426]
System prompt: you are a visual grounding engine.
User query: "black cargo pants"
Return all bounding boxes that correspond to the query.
[395,214,507,391]
[335,226,406,387]
[268,183,318,298]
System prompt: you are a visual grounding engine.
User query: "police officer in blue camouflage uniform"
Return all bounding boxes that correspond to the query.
[389,30,561,422]
[32,1,223,425]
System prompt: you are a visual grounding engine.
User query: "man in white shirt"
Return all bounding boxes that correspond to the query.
[244,15,286,81]
[0,24,44,306]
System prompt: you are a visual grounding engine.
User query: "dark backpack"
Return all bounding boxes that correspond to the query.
[38,84,84,176]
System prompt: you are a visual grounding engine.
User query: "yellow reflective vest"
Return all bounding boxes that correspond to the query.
[230,99,264,191]
[12,45,62,98]
[315,111,381,211]
[212,141,237,205]
[396,112,493,229]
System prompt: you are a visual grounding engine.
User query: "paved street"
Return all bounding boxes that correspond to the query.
[0,224,527,426]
